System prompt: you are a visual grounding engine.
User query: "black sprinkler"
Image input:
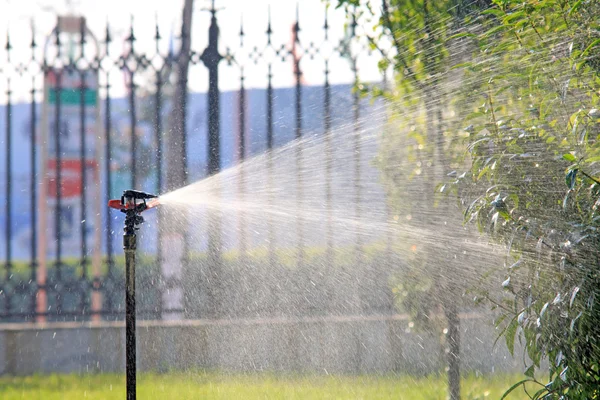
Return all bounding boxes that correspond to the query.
[108,190,159,400]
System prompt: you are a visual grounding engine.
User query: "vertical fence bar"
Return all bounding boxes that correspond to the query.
[30,75,38,318]
[29,23,38,320]
[53,27,64,318]
[293,5,304,270]
[104,22,114,314]
[266,62,275,268]
[79,24,89,313]
[0,2,389,323]
[205,11,221,177]
[265,8,276,270]
[154,18,163,318]
[179,11,190,320]
[127,20,137,189]
[202,4,222,318]
[5,71,13,316]
[324,7,333,266]
[238,65,247,258]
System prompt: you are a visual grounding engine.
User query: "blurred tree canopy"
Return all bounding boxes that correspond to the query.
[338,0,600,398]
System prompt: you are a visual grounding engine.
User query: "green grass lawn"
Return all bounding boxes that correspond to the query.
[0,372,537,399]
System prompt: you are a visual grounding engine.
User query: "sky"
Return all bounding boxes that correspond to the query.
[0,0,383,102]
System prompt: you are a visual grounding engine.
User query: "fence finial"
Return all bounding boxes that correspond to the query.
[30,19,37,52]
[266,5,272,45]
[295,2,301,40]
[127,15,136,46]
[5,30,11,62]
[324,4,329,41]
[155,13,161,53]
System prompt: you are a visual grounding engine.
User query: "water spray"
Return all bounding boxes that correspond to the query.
[108,190,159,400]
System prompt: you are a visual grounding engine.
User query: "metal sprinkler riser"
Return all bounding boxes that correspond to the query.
[108,189,159,400]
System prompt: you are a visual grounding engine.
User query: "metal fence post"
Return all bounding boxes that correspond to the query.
[201,1,223,318]
[0,2,386,323]
[292,4,304,271]
[53,27,64,317]
[29,24,39,319]
[103,21,114,315]
[153,18,164,319]
[78,20,89,314]
[4,33,13,318]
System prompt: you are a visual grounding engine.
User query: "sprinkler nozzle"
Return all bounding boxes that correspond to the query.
[108,190,159,236]
[108,190,160,213]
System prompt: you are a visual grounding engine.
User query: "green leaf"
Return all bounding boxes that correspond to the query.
[505,318,518,356]
[500,379,533,400]
[562,153,576,162]
[568,0,583,16]
[532,387,549,400]
[581,39,600,58]
[524,365,535,378]
[481,8,504,18]
[447,32,476,41]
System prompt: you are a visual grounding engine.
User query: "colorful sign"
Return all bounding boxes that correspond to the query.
[41,68,101,258]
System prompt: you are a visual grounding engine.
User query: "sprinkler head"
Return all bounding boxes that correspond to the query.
[108,190,160,213]
[108,190,159,235]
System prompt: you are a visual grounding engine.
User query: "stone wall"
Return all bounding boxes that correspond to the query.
[0,314,523,375]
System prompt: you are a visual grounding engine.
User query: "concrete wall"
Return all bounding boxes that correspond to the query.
[0,314,522,375]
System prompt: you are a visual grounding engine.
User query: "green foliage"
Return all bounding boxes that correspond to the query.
[342,0,600,397]
[449,0,600,398]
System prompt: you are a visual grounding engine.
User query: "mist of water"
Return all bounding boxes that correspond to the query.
[134,6,598,377]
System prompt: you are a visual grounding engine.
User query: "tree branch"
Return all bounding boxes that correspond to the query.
[380,0,423,91]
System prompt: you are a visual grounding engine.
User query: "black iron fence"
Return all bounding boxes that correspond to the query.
[0,2,393,323]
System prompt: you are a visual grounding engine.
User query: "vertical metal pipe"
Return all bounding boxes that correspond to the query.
[266,65,273,150]
[265,6,275,268]
[104,23,114,314]
[239,72,245,159]
[125,21,137,398]
[202,6,222,318]
[124,232,136,400]
[206,12,221,176]
[127,21,137,189]
[5,78,12,315]
[104,74,113,277]
[153,7,164,319]
[54,69,63,299]
[293,6,304,269]
[30,78,38,318]
[34,23,48,323]
[129,77,136,189]
[238,68,246,257]
[324,61,332,258]
[153,12,164,321]
[154,71,163,317]
[178,28,190,319]
[266,63,275,268]
[80,73,88,280]
[79,21,88,290]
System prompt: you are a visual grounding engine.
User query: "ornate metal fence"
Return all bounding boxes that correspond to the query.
[0,2,391,323]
